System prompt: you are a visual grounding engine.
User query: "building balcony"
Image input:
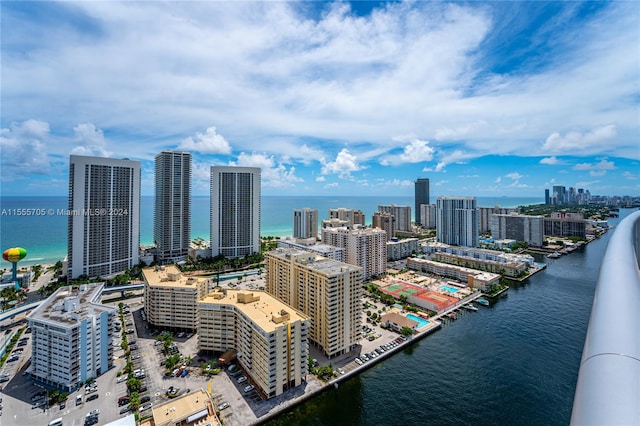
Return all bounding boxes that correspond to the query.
[571,210,640,425]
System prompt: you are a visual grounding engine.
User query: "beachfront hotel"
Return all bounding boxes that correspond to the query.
[154,151,191,264]
[198,289,309,399]
[210,166,261,258]
[143,265,209,332]
[321,226,387,281]
[27,283,115,391]
[378,204,412,232]
[436,196,478,247]
[265,248,362,358]
[67,155,140,280]
[293,207,319,240]
[414,178,430,226]
[372,211,395,241]
[328,208,365,229]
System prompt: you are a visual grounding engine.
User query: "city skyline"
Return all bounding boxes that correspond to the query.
[1,1,638,198]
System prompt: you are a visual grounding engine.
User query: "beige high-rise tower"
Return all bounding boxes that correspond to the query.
[265,248,362,358]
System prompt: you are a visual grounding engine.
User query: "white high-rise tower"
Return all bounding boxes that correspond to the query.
[436,196,478,247]
[67,155,140,279]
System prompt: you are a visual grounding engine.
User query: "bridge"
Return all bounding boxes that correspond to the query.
[571,210,640,425]
[0,283,145,324]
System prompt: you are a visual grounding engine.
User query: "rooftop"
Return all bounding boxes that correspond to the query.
[149,389,220,426]
[143,265,207,289]
[269,248,360,276]
[199,289,309,333]
[27,283,114,326]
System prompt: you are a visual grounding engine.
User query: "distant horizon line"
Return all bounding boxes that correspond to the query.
[1,194,549,199]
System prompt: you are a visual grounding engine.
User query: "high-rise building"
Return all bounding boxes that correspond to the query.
[67,155,140,280]
[265,248,362,358]
[478,206,518,234]
[414,178,430,225]
[420,203,437,228]
[154,151,191,264]
[27,284,115,391]
[293,208,318,239]
[378,204,411,232]
[328,208,365,229]
[436,196,478,247]
[372,211,395,241]
[210,166,261,258]
[143,265,210,332]
[552,185,566,205]
[490,213,544,247]
[545,189,550,205]
[198,289,309,398]
[321,226,387,280]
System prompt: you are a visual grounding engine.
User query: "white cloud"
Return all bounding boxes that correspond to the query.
[324,182,339,189]
[542,125,617,154]
[623,171,637,180]
[495,176,502,183]
[435,180,449,186]
[505,172,523,180]
[573,159,616,171]
[589,170,607,177]
[315,176,326,182]
[0,119,51,175]
[381,139,435,165]
[231,152,302,188]
[539,156,560,165]
[321,148,363,178]
[70,123,111,157]
[178,127,232,154]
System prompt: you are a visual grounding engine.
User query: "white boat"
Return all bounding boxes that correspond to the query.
[462,304,478,312]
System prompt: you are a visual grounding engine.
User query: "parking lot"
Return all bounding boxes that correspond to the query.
[0,265,422,425]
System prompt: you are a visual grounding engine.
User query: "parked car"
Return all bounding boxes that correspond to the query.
[140,396,151,403]
[243,385,254,393]
[140,403,153,411]
[86,394,99,402]
[119,406,131,414]
[218,402,230,411]
[237,376,247,383]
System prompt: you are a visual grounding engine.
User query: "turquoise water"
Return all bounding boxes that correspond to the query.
[406,313,430,328]
[0,195,542,266]
[439,285,460,293]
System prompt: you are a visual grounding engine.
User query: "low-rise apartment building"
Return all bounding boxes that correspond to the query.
[406,257,500,291]
[387,237,419,260]
[27,283,115,391]
[198,289,309,399]
[143,265,210,332]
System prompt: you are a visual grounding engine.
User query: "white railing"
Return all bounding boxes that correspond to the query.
[571,210,640,425]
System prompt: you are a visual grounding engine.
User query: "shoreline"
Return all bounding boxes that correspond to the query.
[250,291,483,425]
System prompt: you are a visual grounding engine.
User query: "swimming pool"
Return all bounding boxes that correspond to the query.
[439,285,460,293]
[406,313,430,328]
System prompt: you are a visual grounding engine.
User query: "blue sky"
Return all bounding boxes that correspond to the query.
[1,1,638,198]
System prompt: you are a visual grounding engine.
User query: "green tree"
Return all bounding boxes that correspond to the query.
[126,377,142,393]
[400,327,414,337]
[128,392,140,411]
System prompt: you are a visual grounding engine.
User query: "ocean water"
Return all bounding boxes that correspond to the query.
[0,195,542,266]
[267,209,634,426]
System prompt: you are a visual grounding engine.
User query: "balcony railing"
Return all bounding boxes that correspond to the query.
[571,210,640,425]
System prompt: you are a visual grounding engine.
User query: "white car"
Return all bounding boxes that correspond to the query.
[243,385,254,393]
[237,376,247,383]
[218,402,230,411]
